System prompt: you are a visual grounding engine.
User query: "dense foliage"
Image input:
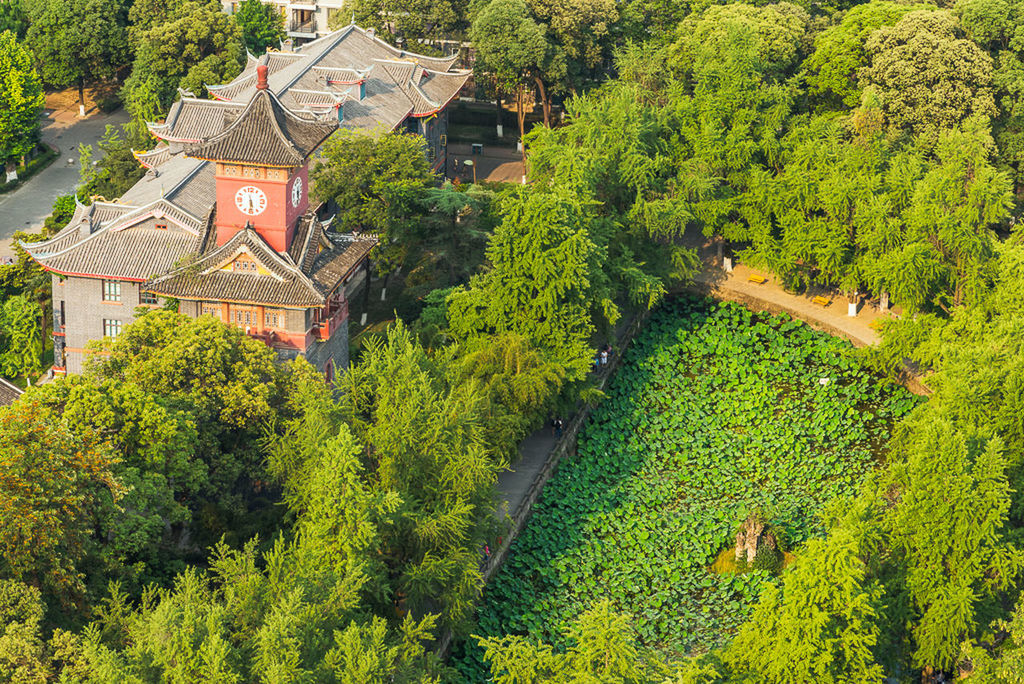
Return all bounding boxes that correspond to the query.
[455,299,916,676]
[5,0,1024,679]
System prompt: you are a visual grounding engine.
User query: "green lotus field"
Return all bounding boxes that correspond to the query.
[455,297,918,676]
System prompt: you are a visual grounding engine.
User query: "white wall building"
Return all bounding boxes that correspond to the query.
[223,0,347,42]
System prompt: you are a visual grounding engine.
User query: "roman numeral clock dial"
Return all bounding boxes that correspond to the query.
[235,185,267,216]
[291,177,303,208]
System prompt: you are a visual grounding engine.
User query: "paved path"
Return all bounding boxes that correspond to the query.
[691,262,887,347]
[445,142,524,184]
[0,104,130,259]
[495,429,557,521]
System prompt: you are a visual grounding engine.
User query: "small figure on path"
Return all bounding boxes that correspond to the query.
[552,417,564,438]
[600,348,609,366]
[484,544,491,558]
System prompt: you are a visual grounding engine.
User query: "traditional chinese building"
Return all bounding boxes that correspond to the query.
[21,24,469,376]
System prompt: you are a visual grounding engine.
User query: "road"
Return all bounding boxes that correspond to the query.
[0,106,131,259]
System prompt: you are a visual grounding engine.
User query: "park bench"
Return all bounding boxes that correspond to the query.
[748,274,768,284]
[812,295,832,307]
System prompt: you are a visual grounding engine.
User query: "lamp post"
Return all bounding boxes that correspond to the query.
[463,159,476,184]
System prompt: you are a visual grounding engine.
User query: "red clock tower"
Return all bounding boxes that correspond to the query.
[185,60,337,253]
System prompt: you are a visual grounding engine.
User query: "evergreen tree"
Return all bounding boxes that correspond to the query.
[0,30,44,174]
[447,188,601,380]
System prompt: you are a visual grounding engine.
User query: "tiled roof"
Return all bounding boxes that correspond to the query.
[310,233,376,290]
[21,218,203,282]
[132,145,173,169]
[0,378,22,407]
[148,97,245,142]
[146,218,376,306]
[183,88,337,167]
[198,24,469,131]
[20,156,215,281]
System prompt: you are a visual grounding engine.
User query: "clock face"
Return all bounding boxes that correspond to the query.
[235,185,267,216]
[291,177,303,208]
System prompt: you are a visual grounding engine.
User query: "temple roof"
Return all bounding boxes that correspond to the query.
[145,217,376,307]
[171,24,470,136]
[184,57,338,168]
[0,378,22,407]
[20,156,215,281]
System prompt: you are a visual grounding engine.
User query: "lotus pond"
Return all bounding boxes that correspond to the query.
[454,298,918,676]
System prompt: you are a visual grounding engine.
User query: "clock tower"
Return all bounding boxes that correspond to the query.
[184,58,337,253]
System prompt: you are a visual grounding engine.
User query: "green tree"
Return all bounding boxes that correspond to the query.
[0,397,118,608]
[525,0,619,100]
[720,529,886,683]
[78,125,147,200]
[344,0,464,43]
[447,188,601,380]
[234,0,284,55]
[0,294,41,378]
[804,1,932,109]
[0,30,44,175]
[0,1,27,38]
[121,0,243,124]
[673,2,810,81]
[0,580,52,683]
[478,601,667,683]
[862,10,997,136]
[311,129,434,274]
[885,414,1024,673]
[24,0,130,110]
[469,0,555,161]
[956,0,1024,193]
[415,181,494,288]
[334,323,499,627]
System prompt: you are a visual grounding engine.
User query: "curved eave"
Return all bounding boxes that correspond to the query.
[183,154,304,169]
[23,259,148,283]
[412,72,471,118]
[143,289,325,308]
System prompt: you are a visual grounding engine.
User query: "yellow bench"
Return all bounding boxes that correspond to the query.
[812,295,832,307]
[748,274,768,284]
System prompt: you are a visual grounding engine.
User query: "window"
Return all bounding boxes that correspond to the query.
[233,258,259,273]
[154,223,167,230]
[231,307,257,328]
[265,309,284,329]
[102,280,121,302]
[103,319,122,337]
[140,290,158,305]
[201,303,222,318]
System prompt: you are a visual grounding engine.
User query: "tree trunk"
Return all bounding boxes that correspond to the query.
[78,79,86,117]
[517,85,527,176]
[533,75,550,127]
[495,95,503,138]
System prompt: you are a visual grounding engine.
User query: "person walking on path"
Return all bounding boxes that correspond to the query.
[551,417,564,438]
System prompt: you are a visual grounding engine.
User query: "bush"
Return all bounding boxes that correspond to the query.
[0,144,57,194]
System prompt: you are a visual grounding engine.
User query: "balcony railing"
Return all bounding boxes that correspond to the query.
[289,19,316,34]
[314,299,348,342]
